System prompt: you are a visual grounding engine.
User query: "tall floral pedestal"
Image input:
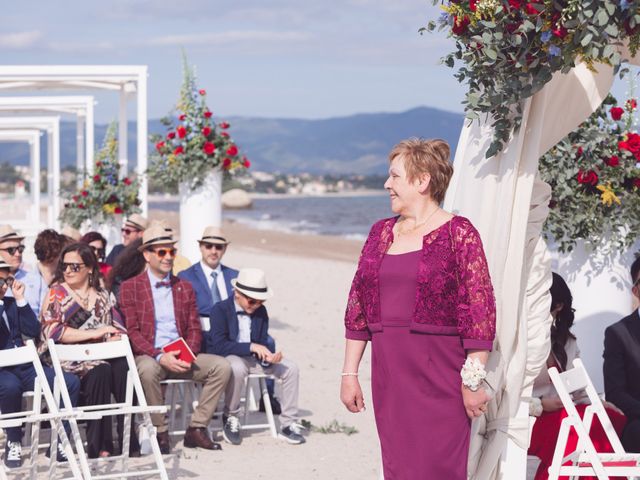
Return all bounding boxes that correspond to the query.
[179,169,222,263]
[551,238,640,392]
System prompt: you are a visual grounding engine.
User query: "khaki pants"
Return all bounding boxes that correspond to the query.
[224,355,299,428]
[136,353,231,433]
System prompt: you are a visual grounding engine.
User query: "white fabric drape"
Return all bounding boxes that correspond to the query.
[442,52,635,478]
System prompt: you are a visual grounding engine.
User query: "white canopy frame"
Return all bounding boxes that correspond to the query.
[0,129,42,231]
[0,116,61,229]
[0,96,95,184]
[0,66,149,214]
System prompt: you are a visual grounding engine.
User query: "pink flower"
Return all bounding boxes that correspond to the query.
[179,114,186,121]
[220,132,229,138]
[93,175,101,182]
[243,159,251,168]
[123,178,132,185]
[81,190,89,197]
[222,158,232,169]
[199,89,206,95]
[114,207,123,214]
[219,121,230,129]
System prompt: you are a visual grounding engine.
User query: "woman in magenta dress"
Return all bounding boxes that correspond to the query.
[340,138,497,479]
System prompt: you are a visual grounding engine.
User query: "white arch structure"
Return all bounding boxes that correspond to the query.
[0,116,61,229]
[0,65,149,214]
[0,129,42,232]
[0,96,95,182]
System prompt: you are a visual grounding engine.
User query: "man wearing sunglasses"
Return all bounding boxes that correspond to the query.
[119,224,231,454]
[604,254,640,453]
[105,214,148,266]
[0,225,28,294]
[0,259,81,469]
[206,268,306,446]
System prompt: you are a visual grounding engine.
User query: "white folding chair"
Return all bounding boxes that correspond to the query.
[548,358,640,479]
[47,335,169,480]
[0,341,82,480]
[161,379,200,436]
[241,373,278,439]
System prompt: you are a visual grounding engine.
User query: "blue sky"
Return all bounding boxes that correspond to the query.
[0,0,634,122]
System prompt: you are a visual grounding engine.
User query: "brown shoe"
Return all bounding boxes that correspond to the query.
[156,431,171,455]
[184,427,222,450]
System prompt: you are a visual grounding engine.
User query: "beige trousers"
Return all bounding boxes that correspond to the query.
[136,353,231,433]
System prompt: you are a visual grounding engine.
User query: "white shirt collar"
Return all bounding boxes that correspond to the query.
[147,269,170,283]
[200,261,222,278]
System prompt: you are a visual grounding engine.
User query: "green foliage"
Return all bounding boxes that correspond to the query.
[299,419,358,436]
[540,94,640,253]
[148,56,249,190]
[59,124,141,229]
[426,0,640,157]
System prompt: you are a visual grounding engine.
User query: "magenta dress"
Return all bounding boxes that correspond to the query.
[373,250,469,480]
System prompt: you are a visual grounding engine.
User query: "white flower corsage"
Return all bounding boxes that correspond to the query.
[529,397,543,417]
[460,357,487,392]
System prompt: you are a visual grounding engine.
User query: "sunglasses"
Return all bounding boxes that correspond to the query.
[201,243,225,251]
[0,276,14,289]
[121,228,139,236]
[90,246,106,258]
[0,245,25,256]
[239,291,264,306]
[151,248,177,259]
[62,262,85,273]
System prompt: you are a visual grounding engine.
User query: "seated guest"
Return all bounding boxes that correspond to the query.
[604,254,640,453]
[105,214,148,266]
[528,273,626,479]
[179,227,281,413]
[106,238,145,303]
[22,229,70,317]
[206,268,306,445]
[80,232,112,278]
[119,224,231,454]
[0,225,27,289]
[40,243,139,458]
[0,259,80,468]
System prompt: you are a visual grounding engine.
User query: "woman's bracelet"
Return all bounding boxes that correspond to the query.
[341,372,359,377]
[460,357,487,392]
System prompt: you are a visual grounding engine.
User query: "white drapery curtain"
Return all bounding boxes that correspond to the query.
[443,50,637,478]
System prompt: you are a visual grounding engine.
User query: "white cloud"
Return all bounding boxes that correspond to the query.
[146,30,311,47]
[0,31,43,49]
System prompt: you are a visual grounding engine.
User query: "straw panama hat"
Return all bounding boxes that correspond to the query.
[138,224,178,251]
[231,268,274,301]
[0,225,24,243]
[125,213,149,231]
[60,225,82,241]
[199,226,229,245]
[0,258,11,270]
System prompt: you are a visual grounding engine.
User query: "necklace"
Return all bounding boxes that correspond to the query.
[397,207,440,236]
[69,286,90,309]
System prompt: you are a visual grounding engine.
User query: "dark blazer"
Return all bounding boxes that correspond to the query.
[105,243,125,266]
[0,297,39,350]
[604,309,640,419]
[119,271,202,358]
[205,296,269,357]
[178,263,238,316]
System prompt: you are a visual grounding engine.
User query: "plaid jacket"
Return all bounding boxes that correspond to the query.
[119,271,202,358]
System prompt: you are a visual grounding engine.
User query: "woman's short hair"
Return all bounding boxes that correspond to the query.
[34,229,70,264]
[388,138,453,203]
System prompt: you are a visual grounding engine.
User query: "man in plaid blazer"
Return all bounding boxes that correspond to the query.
[119,224,231,453]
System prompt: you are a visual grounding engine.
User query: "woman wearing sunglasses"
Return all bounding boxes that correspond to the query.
[80,231,112,278]
[39,242,140,458]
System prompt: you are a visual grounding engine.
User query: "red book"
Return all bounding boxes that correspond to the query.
[162,337,196,364]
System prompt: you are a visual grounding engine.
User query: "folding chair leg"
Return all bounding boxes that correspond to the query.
[167,384,177,433]
[548,420,571,480]
[141,412,168,480]
[29,382,42,480]
[259,378,278,439]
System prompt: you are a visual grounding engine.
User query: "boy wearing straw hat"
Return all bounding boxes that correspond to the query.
[105,213,148,266]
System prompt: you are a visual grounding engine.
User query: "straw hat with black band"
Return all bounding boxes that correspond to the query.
[125,213,149,232]
[0,259,11,270]
[138,224,177,252]
[198,226,229,246]
[0,225,25,244]
[231,268,274,301]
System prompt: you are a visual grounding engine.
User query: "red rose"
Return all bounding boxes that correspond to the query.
[552,26,568,38]
[123,177,132,185]
[219,122,230,129]
[619,132,640,160]
[203,142,216,155]
[93,175,101,182]
[199,89,206,95]
[626,99,637,111]
[204,111,213,118]
[179,114,186,121]
[167,132,176,139]
[606,156,620,167]
[577,170,599,186]
[78,204,85,209]
[505,22,521,34]
[221,132,229,138]
[469,0,477,11]
[525,2,540,14]
[452,15,470,35]
[174,146,184,155]
[576,146,583,157]
[114,207,123,214]
[243,159,251,168]
[610,106,624,121]
[176,126,187,139]
[96,161,102,167]
[72,195,78,202]
[226,145,238,156]
[222,158,232,169]
[156,141,165,151]
[81,190,89,197]
[634,178,640,188]
[508,0,521,9]
[202,126,212,136]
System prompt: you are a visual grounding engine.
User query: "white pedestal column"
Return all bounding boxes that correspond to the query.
[89,215,123,253]
[179,170,223,264]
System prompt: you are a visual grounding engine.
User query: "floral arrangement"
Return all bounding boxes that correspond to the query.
[60,124,141,229]
[539,94,640,253]
[425,0,640,157]
[148,59,249,189]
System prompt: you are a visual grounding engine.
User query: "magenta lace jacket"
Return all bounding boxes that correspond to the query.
[344,215,496,350]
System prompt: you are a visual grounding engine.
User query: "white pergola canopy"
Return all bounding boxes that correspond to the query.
[0,96,95,181]
[0,116,61,228]
[0,65,149,214]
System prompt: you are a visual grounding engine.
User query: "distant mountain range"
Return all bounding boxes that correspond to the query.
[0,106,464,175]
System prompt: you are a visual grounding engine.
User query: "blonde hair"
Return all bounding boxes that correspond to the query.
[388,138,453,203]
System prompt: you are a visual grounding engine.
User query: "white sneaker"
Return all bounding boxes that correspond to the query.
[4,441,22,469]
